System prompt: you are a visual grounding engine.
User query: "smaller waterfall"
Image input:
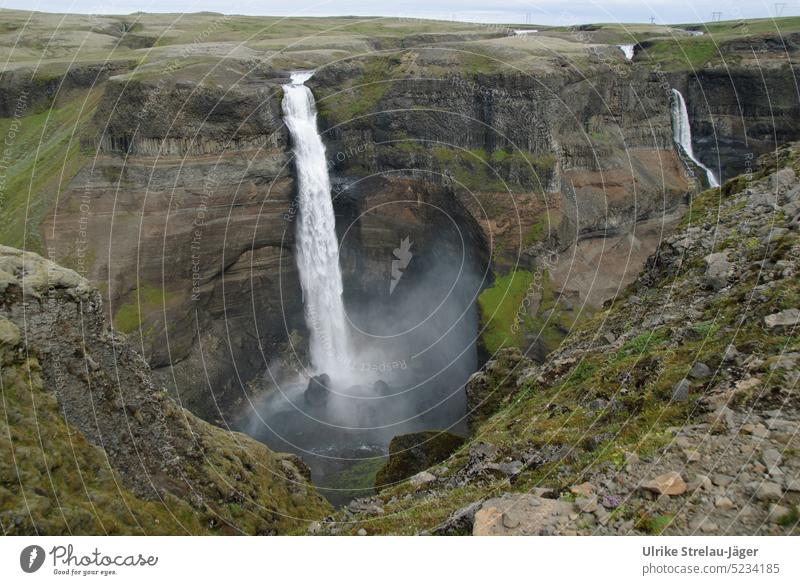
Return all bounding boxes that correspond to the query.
[670,88,719,188]
[618,44,635,60]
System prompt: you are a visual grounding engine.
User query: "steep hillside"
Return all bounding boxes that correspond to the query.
[0,245,331,534]
[320,144,800,535]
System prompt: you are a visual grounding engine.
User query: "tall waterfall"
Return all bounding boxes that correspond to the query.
[670,88,720,188]
[282,71,351,378]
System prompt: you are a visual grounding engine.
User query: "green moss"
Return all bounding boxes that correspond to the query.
[617,329,670,358]
[478,270,533,353]
[640,38,719,70]
[523,210,561,247]
[636,513,674,534]
[777,507,800,527]
[317,55,402,122]
[375,431,465,488]
[325,457,387,502]
[113,283,178,334]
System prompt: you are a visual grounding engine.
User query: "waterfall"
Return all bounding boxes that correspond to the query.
[618,44,635,60]
[282,71,352,378]
[670,88,719,188]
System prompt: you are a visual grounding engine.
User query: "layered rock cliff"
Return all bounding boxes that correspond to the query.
[37,51,800,418]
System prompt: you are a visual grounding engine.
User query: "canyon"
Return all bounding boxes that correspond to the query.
[1,11,800,533]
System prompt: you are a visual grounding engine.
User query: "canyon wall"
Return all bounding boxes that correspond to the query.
[37,54,800,418]
[42,77,306,422]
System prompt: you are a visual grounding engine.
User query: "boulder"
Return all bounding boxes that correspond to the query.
[373,379,391,396]
[764,309,800,329]
[703,252,732,290]
[375,430,464,489]
[641,471,687,496]
[409,471,437,488]
[472,493,575,535]
[672,378,691,401]
[304,374,332,406]
[688,362,712,380]
[771,167,796,191]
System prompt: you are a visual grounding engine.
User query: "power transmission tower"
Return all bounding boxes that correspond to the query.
[711,11,722,22]
[650,16,655,24]
[774,3,787,17]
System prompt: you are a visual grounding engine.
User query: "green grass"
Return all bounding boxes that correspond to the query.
[0,88,102,251]
[478,270,533,353]
[0,353,205,535]
[317,54,404,123]
[113,283,178,334]
[637,37,721,71]
[324,457,387,502]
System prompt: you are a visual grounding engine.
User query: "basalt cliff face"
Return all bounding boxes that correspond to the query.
[680,67,800,182]
[37,56,800,419]
[43,77,303,422]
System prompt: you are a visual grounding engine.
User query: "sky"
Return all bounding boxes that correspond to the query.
[0,0,790,25]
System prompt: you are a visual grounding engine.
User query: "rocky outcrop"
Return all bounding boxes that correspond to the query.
[375,430,465,489]
[465,347,532,429]
[0,245,331,534]
[0,61,133,117]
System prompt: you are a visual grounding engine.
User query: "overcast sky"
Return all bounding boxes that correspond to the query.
[0,0,790,25]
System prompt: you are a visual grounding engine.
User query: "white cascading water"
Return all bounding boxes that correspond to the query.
[670,88,720,188]
[618,44,635,60]
[282,71,352,378]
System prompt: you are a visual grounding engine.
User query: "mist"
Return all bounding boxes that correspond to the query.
[243,225,486,504]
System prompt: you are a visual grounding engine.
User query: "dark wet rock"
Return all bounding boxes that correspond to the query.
[375,431,465,489]
[305,374,332,406]
[373,379,391,396]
